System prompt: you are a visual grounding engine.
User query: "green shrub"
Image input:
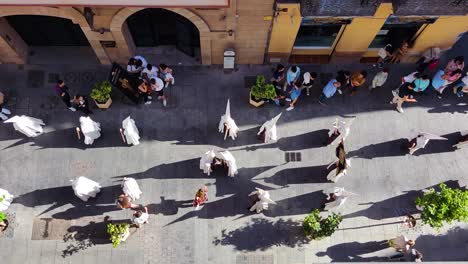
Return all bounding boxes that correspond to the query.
[90,81,112,103]
[0,212,5,222]
[107,223,129,248]
[303,209,342,240]
[250,75,276,101]
[415,183,468,229]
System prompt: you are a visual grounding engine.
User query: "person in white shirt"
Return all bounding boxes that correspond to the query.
[141,64,159,81]
[401,71,420,84]
[126,58,140,74]
[454,73,468,97]
[371,68,389,90]
[133,55,148,69]
[132,206,149,228]
[150,77,167,107]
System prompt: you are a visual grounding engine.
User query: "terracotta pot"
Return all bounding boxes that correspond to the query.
[94,98,112,109]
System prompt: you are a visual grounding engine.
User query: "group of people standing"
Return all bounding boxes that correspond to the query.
[127,55,174,107]
[55,80,91,115]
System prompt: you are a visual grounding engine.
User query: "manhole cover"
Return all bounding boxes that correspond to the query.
[236,254,274,264]
[27,70,45,88]
[32,218,70,240]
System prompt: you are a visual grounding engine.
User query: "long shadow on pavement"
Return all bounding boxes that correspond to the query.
[316,240,393,262]
[262,164,330,187]
[264,190,327,217]
[14,184,123,218]
[212,217,309,251]
[343,180,461,220]
[414,227,468,261]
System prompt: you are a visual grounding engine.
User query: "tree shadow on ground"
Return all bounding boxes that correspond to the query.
[415,227,468,261]
[343,180,461,220]
[262,164,330,187]
[316,240,395,262]
[13,185,122,218]
[2,127,130,150]
[212,218,309,251]
[237,129,330,152]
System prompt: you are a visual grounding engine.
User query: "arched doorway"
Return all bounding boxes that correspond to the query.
[126,8,201,64]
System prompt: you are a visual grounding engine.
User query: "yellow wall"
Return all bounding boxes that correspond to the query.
[267,3,301,61]
[332,3,392,62]
[410,16,468,53]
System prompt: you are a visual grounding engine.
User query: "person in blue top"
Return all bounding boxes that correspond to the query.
[318,79,342,105]
[284,65,301,91]
[412,75,430,94]
[285,82,302,110]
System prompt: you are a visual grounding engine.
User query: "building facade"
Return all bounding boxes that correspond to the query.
[268,0,468,64]
[0,0,466,65]
[0,0,275,65]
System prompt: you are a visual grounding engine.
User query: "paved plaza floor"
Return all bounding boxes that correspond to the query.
[0,37,467,264]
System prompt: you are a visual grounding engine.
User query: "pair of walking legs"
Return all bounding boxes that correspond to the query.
[391,95,404,113]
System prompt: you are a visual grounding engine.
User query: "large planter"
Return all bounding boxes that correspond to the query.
[249,92,265,107]
[94,98,112,109]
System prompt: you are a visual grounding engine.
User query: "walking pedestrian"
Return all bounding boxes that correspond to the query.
[248,188,275,213]
[73,94,91,115]
[150,77,167,107]
[284,65,300,91]
[134,55,148,69]
[326,140,350,183]
[318,79,342,105]
[350,70,367,95]
[141,64,158,81]
[55,80,76,111]
[370,68,389,91]
[336,70,351,88]
[302,72,317,96]
[408,132,447,155]
[390,82,417,113]
[271,64,285,90]
[285,82,302,111]
[116,194,139,209]
[126,58,140,75]
[321,187,357,211]
[193,186,208,209]
[388,235,415,252]
[453,73,468,97]
[445,56,464,74]
[0,91,12,121]
[132,206,149,228]
[374,43,393,68]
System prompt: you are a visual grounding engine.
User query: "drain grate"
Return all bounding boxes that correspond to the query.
[236,254,274,264]
[285,152,301,162]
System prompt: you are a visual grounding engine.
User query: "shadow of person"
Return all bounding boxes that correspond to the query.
[2,127,129,150]
[412,131,460,156]
[263,190,327,217]
[427,103,468,114]
[343,180,462,220]
[52,205,120,220]
[212,218,309,251]
[13,184,123,217]
[316,240,392,262]
[146,196,194,216]
[414,227,468,261]
[263,164,330,187]
[239,129,330,152]
[347,138,409,159]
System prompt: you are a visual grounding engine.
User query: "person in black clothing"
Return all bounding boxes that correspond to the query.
[390,82,417,113]
[73,94,91,115]
[55,80,76,111]
[271,64,285,89]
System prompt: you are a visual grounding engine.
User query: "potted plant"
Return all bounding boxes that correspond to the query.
[0,212,7,232]
[303,209,342,240]
[107,223,130,248]
[250,75,277,107]
[415,183,468,229]
[90,81,113,109]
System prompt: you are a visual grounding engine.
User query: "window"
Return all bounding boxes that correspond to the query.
[294,24,342,48]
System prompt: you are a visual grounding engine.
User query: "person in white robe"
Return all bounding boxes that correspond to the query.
[257,113,282,143]
[408,132,447,155]
[327,117,355,145]
[248,188,275,213]
[71,176,101,202]
[4,115,45,137]
[122,116,140,146]
[199,150,238,177]
[322,187,357,210]
[200,150,216,175]
[218,99,239,140]
[121,177,142,201]
[79,116,101,145]
[0,188,13,211]
[327,140,351,183]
